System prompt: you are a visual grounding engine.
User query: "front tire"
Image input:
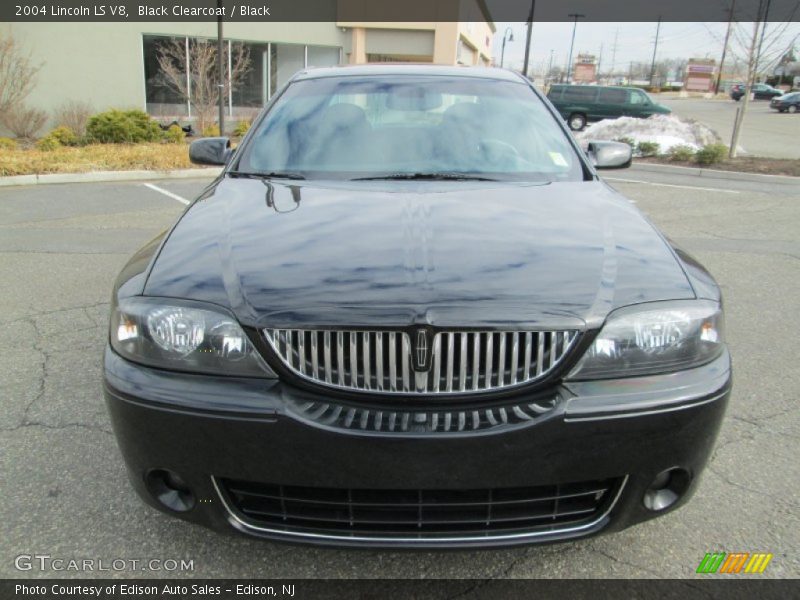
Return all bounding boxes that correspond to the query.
[568,113,587,131]
[788,105,798,114]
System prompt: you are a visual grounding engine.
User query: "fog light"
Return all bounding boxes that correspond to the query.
[145,469,196,512]
[643,468,691,511]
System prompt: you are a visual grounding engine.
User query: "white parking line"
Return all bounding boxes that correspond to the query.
[143,182,190,205]
[604,177,741,195]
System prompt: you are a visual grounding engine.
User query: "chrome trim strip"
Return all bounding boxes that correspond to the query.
[212,475,628,545]
[564,391,727,422]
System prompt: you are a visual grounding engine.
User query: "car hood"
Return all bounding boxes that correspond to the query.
[145,178,695,330]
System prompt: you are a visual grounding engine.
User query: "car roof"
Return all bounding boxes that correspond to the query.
[292,64,527,83]
[550,84,632,91]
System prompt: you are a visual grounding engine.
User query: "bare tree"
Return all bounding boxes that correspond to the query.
[53,100,94,136]
[3,105,47,139]
[0,32,42,120]
[156,38,250,131]
[727,4,799,157]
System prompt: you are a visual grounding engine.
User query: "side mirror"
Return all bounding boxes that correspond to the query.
[189,137,233,166]
[586,141,632,170]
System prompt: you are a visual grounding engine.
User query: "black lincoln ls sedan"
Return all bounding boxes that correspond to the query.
[104,65,730,548]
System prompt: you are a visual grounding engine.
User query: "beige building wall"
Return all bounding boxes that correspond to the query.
[3,5,494,128]
[339,0,494,66]
[3,22,347,116]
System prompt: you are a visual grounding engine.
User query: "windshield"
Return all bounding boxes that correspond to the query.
[235,75,584,182]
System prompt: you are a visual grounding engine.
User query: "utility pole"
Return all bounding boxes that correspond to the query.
[597,42,604,82]
[522,0,536,78]
[547,49,554,84]
[500,27,514,68]
[566,13,585,83]
[714,0,736,94]
[754,0,773,82]
[610,28,618,78]
[649,17,662,88]
[715,0,736,94]
[216,0,225,135]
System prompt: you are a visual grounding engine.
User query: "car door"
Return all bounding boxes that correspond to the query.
[595,88,626,120]
[623,89,655,117]
[753,84,771,99]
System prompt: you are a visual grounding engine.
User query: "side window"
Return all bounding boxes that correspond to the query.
[598,88,627,103]
[562,87,597,102]
[628,90,649,105]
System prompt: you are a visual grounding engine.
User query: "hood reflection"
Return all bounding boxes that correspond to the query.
[144,178,695,329]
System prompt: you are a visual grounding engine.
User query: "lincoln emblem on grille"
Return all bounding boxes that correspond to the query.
[413,328,431,371]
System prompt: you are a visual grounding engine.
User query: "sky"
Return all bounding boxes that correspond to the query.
[491,21,800,76]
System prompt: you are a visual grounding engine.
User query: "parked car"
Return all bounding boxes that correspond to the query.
[730,83,784,101]
[105,65,730,548]
[546,84,672,131]
[770,92,800,113]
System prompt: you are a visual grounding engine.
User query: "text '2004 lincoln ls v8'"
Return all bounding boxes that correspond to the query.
[104,65,731,548]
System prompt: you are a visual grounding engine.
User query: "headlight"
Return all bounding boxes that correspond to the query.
[567,300,725,380]
[110,297,277,378]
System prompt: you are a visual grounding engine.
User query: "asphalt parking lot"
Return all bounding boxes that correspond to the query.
[1,167,798,579]
[660,96,800,160]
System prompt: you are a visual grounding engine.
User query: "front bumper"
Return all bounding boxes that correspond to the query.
[103,346,731,548]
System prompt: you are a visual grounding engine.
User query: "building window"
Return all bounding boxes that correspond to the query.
[232,42,268,114]
[270,43,305,97]
[143,35,341,120]
[143,35,189,117]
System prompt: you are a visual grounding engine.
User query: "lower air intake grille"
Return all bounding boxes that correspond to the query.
[264,329,579,395]
[218,477,622,539]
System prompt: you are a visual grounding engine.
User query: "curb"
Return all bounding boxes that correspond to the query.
[0,167,222,188]
[630,161,800,184]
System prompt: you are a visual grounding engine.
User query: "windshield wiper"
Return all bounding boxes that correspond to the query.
[352,172,498,181]
[228,170,306,180]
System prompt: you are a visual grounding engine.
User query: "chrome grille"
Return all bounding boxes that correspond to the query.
[264,329,579,395]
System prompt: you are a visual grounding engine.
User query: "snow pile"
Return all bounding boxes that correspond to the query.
[575,114,722,153]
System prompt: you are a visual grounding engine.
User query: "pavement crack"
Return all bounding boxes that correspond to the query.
[0,421,113,436]
[0,301,110,326]
[705,465,798,509]
[587,543,664,577]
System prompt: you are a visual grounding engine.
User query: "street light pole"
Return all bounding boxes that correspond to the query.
[565,13,585,83]
[500,27,514,68]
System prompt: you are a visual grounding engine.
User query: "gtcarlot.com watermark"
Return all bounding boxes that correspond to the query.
[14,554,194,572]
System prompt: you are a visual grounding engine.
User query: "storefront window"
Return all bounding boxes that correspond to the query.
[144,36,341,119]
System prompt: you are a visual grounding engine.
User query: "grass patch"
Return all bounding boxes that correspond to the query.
[0,142,196,176]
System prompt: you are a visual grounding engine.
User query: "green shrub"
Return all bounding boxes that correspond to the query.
[0,137,18,150]
[46,125,79,146]
[668,145,696,162]
[201,124,221,137]
[695,143,728,165]
[163,124,185,144]
[636,141,661,157]
[36,136,61,151]
[614,136,635,148]
[233,119,251,137]
[85,109,163,143]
